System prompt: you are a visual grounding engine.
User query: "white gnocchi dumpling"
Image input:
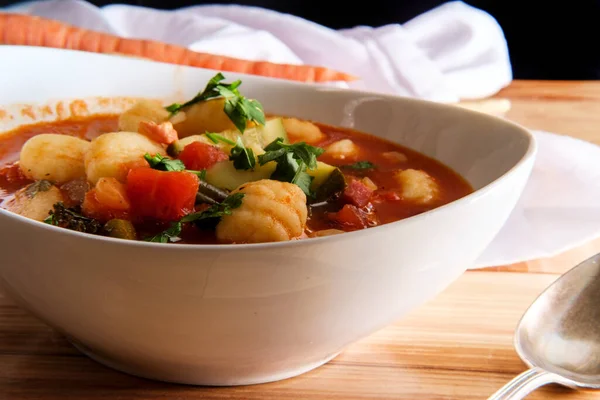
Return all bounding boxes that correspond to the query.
[8,182,64,221]
[282,117,325,144]
[324,139,359,160]
[394,169,439,204]
[19,134,90,184]
[172,98,237,138]
[118,99,170,133]
[85,131,166,184]
[216,179,308,243]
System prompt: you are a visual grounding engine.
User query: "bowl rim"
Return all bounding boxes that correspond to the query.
[0,46,538,251]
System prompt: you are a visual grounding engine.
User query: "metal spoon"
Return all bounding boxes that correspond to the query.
[488,252,600,400]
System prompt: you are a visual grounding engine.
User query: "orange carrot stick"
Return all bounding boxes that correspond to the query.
[0,12,358,83]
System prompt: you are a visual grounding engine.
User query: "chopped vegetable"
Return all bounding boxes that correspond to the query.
[165,73,265,133]
[312,168,347,203]
[138,121,178,145]
[146,192,244,242]
[9,183,64,222]
[342,161,376,170]
[178,141,229,171]
[24,179,52,198]
[103,219,137,240]
[167,118,289,157]
[144,153,186,172]
[257,137,325,196]
[204,159,276,191]
[82,177,131,223]
[126,167,200,222]
[44,202,103,234]
[197,180,230,204]
[342,178,374,208]
[205,132,236,145]
[327,204,368,230]
[229,137,256,170]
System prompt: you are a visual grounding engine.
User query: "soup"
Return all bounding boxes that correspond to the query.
[0,73,473,244]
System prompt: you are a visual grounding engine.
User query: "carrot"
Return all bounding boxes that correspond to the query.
[0,12,358,83]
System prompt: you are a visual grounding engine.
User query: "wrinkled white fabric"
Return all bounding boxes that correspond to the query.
[4,0,512,102]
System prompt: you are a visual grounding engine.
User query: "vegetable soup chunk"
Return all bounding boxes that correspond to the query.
[0,72,473,244]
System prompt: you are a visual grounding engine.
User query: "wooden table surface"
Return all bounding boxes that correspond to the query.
[2,80,600,400]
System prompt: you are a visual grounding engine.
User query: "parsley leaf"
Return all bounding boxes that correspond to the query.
[164,73,265,134]
[44,202,102,234]
[343,161,376,170]
[144,153,207,180]
[257,138,325,196]
[25,180,53,198]
[144,193,245,243]
[146,222,183,243]
[144,153,186,172]
[205,132,236,146]
[229,137,256,170]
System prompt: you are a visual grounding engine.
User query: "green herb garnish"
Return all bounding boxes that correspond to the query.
[257,137,325,196]
[205,132,236,146]
[229,137,256,170]
[44,202,102,234]
[144,153,206,180]
[25,180,53,198]
[144,153,186,172]
[343,161,376,170]
[145,193,245,243]
[165,73,265,134]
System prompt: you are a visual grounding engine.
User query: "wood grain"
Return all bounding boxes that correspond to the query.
[2,272,596,400]
[2,80,600,399]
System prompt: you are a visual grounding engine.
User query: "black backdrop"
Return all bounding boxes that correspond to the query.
[2,0,599,80]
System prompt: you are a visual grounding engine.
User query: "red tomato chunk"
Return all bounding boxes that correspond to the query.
[328,204,369,230]
[126,167,199,222]
[342,178,374,207]
[178,142,228,171]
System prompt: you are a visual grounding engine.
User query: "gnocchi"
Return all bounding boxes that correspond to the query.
[8,181,64,221]
[85,131,166,184]
[19,134,90,184]
[172,98,237,138]
[216,180,308,243]
[118,99,170,133]
[282,117,325,144]
[394,169,439,204]
[324,139,359,160]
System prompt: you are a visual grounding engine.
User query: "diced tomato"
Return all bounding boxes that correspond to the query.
[82,177,131,222]
[178,141,228,171]
[95,177,131,211]
[342,178,374,207]
[0,162,31,187]
[373,190,402,202]
[328,204,368,230]
[138,121,179,145]
[126,167,199,222]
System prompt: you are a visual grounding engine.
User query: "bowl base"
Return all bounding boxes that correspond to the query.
[68,338,340,386]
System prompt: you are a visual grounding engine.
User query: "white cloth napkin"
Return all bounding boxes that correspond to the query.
[4,0,600,269]
[5,0,512,102]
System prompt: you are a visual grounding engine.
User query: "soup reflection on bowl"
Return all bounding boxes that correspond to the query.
[0,46,536,386]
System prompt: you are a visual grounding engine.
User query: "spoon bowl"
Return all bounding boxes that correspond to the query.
[488,252,600,399]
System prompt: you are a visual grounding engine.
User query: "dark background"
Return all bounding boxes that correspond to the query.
[2,0,598,80]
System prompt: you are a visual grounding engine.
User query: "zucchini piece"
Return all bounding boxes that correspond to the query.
[204,160,277,191]
[167,118,289,157]
[255,117,289,146]
[103,219,137,240]
[311,167,347,203]
[306,161,338,190]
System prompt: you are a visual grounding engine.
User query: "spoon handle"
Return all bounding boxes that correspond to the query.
[487,367,561,400]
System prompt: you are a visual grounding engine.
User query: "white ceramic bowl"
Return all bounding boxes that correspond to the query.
[0,46,536,386]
